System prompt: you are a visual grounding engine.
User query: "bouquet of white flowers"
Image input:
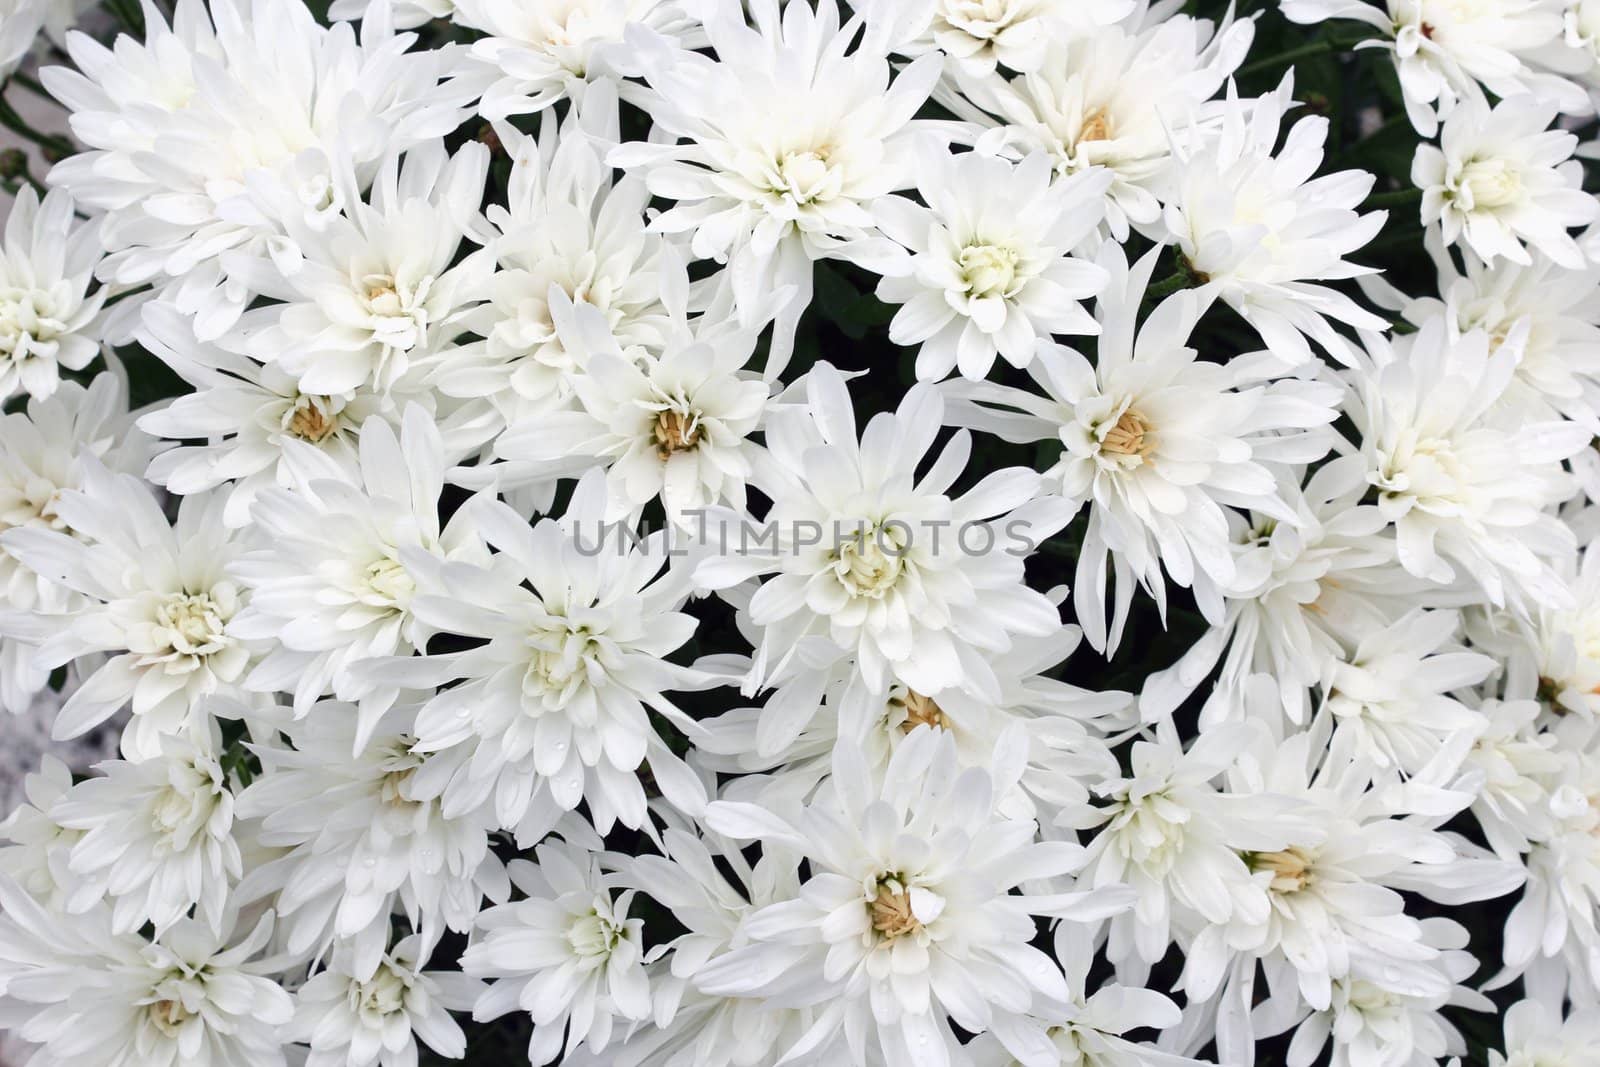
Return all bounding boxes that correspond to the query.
[0,0,1598,1063]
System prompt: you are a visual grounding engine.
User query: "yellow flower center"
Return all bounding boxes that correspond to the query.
[1078,106,1113,144]
[286,397,339,443]
[892,689,950,733]
[653,409,701,459]
[1250,846,1317,894]
[869,877,922,941]
[1100,409,1154,458]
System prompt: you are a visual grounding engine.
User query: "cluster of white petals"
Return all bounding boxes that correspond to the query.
[0,0,1598,1063]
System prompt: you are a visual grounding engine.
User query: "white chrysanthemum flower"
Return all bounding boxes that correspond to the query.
[1187,727,1521,1050]
[1564,0,1600,88]
[1282,0,1582,135]
[1144,464,1420,727]
[611,0,940,376]
[1165,78,1389,365]
[967,925,1213,1067]
[946,12,1254,238]
[50,730,239,936]
[1282,922,1488,1067]
[1414,94,1598,270]
[455,0,697,118]
[593,819,822,1067]
[235,706,508,980]
[453,89,671,427]
[1070,722,1327,968]
[0,474,250,761]
[43,0,474,338]
[229,407,487,727]
[486,283,772,525]
[0,755,79,903]
[0,187,112,402]
[0,884,293,1067]
[360,473,709,841]
[700,626,1128,829]
[869,0,1134,74]
[0,0,83,77]
[1467,539,1600,720]
[0,373,147,715]
[1322,608,1493,777]
[944,245,1341,654]
[1460,699,1564,859]
[232,142,494,394]
[1367,234,1600,428]
[0,0,47,79]
[872,148,1109,382]
[1495,720,1600,993]
[462,839,651,1067]
[702,731,1134,1067]
[1489,997,1600,1067]
[133,301,466,528]
[695,361,1073,701]
[1344,316,1589,608]
[287,932,482,1067]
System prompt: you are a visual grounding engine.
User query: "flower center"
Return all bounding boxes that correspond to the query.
[567,905,625,959]
[154,589,235,658]
[363,554,415,610]
[523,624,601,706]
[1249,845,1317,894]
[831,525,908,599]
[0,287,67,362]
[354,966,408,1018]
[1344,979,1398,1015]
[939,0,1020,37]
[364,275,402,315]
[147,998,194,1036]
[1373,430,1463,503]
[375,736,425,807]
[868,876,922,941]
[890,688,950,733]
[149,762,222,839]
[1112,788,1187,873]
[653,409,702,459]
[1573,0,1600,48]
[1100,409,1154,459]
[959,243,1020,299]
[771,148,839,206]
[360,272,432,351]
[1078,106,1113,144]
[1,475,68,535]
[1457,157,1522,210]
[285,396,341,443]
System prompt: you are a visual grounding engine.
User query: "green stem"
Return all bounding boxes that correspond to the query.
[102,0,146,37]
[1238,35,1369,77]
[0,90,72,156]
[1144,272,1192,302]
[2,168,47,197]
[1362,187,1423,211]
[10,71,50,100]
